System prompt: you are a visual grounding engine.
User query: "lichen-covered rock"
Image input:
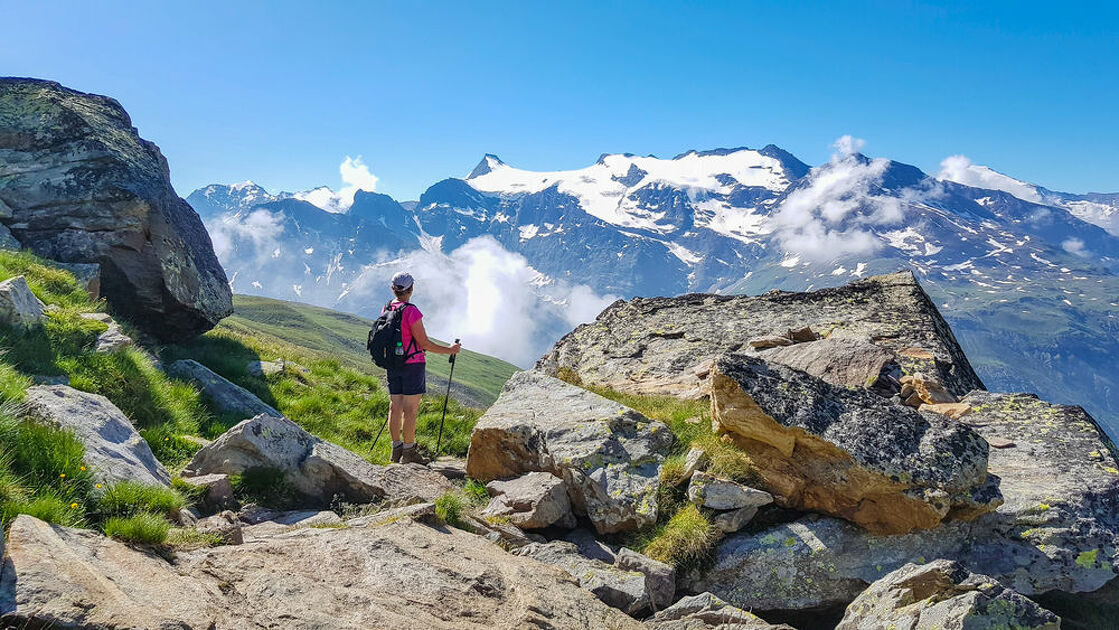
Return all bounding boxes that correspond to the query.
[836,560,1061,630]
[687,392,1119,621]
[538,271,982,399]
[647,592,795,629]
[21,385,170,486]
[0,515,644,629]
[710,353,997,534]
[687,471,773,511]
[0,78,232,340]
[614,547,676,611]
[466,371,673,534]
[710,505,759,533]
[0,275,44,328]
[167,359,281,419]
[183,414,452,504]
[482,472,575,529]
[514,541,653,616]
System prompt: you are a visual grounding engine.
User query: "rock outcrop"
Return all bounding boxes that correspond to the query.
[688,391,1119,619]
[167,359,281,419]
[21,384,171,486]
[183,414,452,504]
[836,560,1061,630]
[0,78,231,340]
[466,371,674,533]
[514,541,656,616]
[538,271,982,399]
[0,515,644,630]
[0,275,44,328]
[710,353,997,534]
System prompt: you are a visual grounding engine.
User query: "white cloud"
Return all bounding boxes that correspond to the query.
[295,156,379,213]
[345,236,618,367]
[1062,237,1089,257]
[207,209,285,263]
[937,155,1043,204]
[771,137,908,261]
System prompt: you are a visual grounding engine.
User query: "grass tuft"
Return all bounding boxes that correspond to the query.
[97,481,187,518]
[102,511,170,544]
[641,504,719,571]
[434,491,467,528]
[463,478,490,505]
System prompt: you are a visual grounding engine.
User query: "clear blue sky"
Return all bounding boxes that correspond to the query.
[3,1,1117,200]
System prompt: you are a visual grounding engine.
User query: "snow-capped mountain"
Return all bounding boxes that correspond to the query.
[189,145,1119,438]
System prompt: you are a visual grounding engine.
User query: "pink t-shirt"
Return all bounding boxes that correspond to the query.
[384,300,425,364]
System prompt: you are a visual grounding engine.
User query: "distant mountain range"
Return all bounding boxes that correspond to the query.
[187,144,1119,438]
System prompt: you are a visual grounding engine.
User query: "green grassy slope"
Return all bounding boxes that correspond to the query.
[221,295,519,407]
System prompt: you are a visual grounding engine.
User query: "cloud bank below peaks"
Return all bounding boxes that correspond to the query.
[294,156,379,213]
[772,136,911,262]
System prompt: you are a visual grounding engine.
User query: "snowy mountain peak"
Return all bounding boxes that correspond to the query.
[937,155,1043,203]
[468,154,506,179]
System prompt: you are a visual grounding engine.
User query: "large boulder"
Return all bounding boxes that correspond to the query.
[0,275,44,328]
[0,78,231,340]
[709,353,997,534]
[182,414,452,504]
[686,392,1119,620]
[0,515,644,630]
[836,560,1061,630]
[167,359,281,419]
[21,384,171,486]
[538,271,983,399]
[466,371,674,534]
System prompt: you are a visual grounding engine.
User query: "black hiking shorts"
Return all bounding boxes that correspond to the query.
[387,362,426,396]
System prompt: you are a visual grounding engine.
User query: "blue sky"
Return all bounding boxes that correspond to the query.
[3,1,1117,200]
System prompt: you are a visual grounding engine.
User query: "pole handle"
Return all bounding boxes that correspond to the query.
[450,338,460,364]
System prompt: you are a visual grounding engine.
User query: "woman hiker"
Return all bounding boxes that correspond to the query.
[384,271,461,465]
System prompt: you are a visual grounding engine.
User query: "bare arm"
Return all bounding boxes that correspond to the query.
[410,319,461,355]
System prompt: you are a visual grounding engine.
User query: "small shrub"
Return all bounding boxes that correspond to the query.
[435,491,467,528]
[102,511,170,544]
[463,478,490,505]
[229,467,298,509]
[642,504,718,571]
[97,481,186,518]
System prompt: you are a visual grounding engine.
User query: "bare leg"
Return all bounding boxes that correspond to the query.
[401,394,422,443]
[388,394,405,442]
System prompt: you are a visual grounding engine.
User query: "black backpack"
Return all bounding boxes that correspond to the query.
[367,301,420,370]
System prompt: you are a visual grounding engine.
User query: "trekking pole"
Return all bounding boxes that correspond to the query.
[371,415,389,458]
[435,338,459,456]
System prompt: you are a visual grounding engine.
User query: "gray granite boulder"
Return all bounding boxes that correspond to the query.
[79,312,133,353]
[183,414,452,504]
[686,392,1119,621]
[687,471,773,511]
[647,592,795,629]
[466,371,673,534]
[836,560,1061,630]
[0,515,644,629]
[482,472,575,529]
[167,359,281,419]
[514,541,654,616]
[0,276,44,328]
[21,385,170,486]
[760,337,899,392]
[0,78,231,340]
[710,353,998,534]
[614,547,675,612]
[538,271,983,399]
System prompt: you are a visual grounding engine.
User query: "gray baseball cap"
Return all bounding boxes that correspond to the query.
[391,271,414,290]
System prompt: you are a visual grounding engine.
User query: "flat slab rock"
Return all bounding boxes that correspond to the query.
[686,392,1119,618]
[466,371,673,534]
[183,414,452,504]
[710,353,996,534]
[836,560,1060,630]
[21,384,171,486]
[537,271,983,399]
[167,359,281,420]
[514,540,655,617]
[0,515,643,630]
[648,592,795,629]
[483,471,575,529]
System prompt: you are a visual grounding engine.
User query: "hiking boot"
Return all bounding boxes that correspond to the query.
[390,442,403,464]
[400,445,429,466]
